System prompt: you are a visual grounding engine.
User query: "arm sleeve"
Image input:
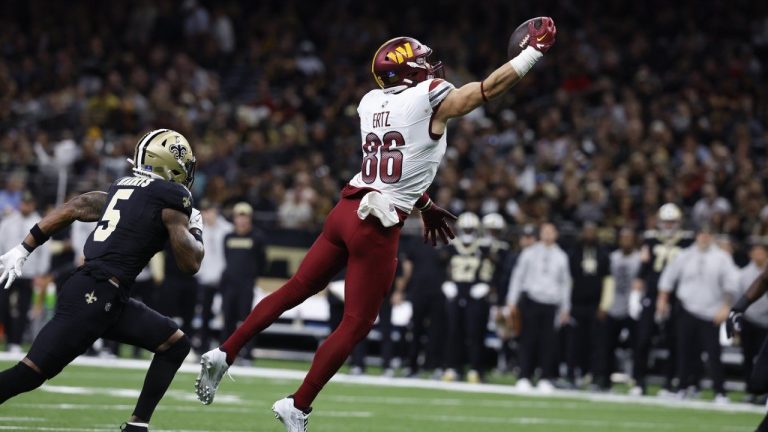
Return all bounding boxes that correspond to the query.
[427,79,455,110]
[506,249,529,305]
[658,251,684,293]
[561,252,573,311]
[255,232,267,275]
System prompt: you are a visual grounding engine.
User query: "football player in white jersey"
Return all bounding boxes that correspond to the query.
[196,18,557,432]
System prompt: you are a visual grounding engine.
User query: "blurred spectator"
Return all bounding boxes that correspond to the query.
[692,184,731,228]
[194,200,233,354]
[508,223,571,392]
[0,192,50,352]
[657,227,739,402]
[221,202,266,361]
[399,230,447,377]
[594,228,641,391]
[277,172,316,229]
[566,222,609,386]
[737,242,768,403]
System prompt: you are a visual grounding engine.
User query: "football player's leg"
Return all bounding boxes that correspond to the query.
[632,300,655,392]
[1,273,120,403]
[292,221,399,411]
[220,233,348,364]
[467,297,488,376]
[103,299,189,426]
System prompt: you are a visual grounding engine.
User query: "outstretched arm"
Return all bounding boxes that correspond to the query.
[432,17,556,129]
[162,208,204,275]
[23,191,108,250]
[0,191,108,288]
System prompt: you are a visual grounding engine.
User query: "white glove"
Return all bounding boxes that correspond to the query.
[0,245,31,289]
[628,289,643,320]
[189,208,203,233]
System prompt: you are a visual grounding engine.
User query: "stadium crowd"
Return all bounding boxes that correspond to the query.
[1,0,768,402]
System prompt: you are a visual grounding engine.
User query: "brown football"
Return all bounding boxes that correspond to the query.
[507,17,545,58]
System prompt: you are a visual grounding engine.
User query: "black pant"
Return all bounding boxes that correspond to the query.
[676,306,725,394]
[633,294,677,390]
[742,319,768,395]
[444,290,489,374]
[27,270,178,378]
[595,315,633,388]
[519,294,558,380]
[566,305,598,381]
[196,283,220,353]
[222,281,255,358]
[407,291,446,372]
[157,277,197,336]
[0,278,33,346]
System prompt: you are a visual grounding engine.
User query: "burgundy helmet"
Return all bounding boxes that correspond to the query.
[371,36,444,89]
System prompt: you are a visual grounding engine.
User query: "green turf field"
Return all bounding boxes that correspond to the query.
[0,359,763,432]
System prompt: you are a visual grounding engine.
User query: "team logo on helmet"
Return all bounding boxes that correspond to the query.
[169,142,187,160]
[385,42,414,64]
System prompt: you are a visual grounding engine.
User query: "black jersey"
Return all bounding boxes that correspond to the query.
[444,239,494,285]
[83,176,193,287]
[638,229,694,296]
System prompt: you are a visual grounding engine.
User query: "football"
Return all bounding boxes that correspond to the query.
[507,17,546,58]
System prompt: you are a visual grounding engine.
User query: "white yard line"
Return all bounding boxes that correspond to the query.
[0,352,763,414]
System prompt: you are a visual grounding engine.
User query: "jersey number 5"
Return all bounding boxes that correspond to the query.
[361,131,404,184]
[93,189,134,242]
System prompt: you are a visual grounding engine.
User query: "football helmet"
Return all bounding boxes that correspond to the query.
[371,36,444,90]
[457,212,480,242]
[482,213,506,231]
[130,129,196,188]
[657,202,682,235]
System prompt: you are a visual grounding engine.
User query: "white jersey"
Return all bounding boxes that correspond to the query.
[350,78,455,212]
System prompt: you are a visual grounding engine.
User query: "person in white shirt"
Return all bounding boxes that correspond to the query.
[657,226,738,402]
[507,223,572,392]
[594,228,641,390]
[195,200,232,353]
[0,192,50,352]
[736,242,768,402]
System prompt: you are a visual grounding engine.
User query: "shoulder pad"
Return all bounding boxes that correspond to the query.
[154,181,193,217]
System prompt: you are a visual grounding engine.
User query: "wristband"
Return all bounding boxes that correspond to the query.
[190,228,204,244]
[733,295,751,313]
[508,46,543,78]
[415,192,432,211]
[29,224,50,247]
[21,241,35,253]
[417,198,432,212]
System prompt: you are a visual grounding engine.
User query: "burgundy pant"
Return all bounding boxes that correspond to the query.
[221,188,401,409]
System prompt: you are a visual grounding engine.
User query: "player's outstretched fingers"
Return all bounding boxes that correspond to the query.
[437,227,449,245]
[442,222,456,240]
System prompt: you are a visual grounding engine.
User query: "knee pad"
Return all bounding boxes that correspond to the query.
[157,334,191,364]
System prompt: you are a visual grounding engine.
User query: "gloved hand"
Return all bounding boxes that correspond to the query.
[528,17,557,53]
[0,245,31,289]
[420,201,458,246]
[725,310,744,339]
[628,289,643,320]
[189,208,203,233]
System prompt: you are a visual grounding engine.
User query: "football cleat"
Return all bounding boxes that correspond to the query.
[195,348,230,405]
[536,379,555,394]
[272,397,310,432]
[466,369,481,384]
[515,378,533,392]
[120,422,149,431]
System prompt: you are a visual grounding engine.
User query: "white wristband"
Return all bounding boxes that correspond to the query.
[509,46,543,77]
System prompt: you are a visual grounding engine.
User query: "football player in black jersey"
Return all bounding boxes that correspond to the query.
[441,212,495,384]
[0,129,204,432]
[629,203,694,396]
